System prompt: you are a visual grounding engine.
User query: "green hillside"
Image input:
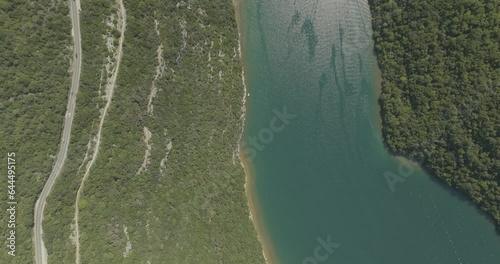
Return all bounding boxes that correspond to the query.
[44,0,264,263]
[370,0,499,227]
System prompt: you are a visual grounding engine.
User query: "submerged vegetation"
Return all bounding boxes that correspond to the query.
[370,0,499,226]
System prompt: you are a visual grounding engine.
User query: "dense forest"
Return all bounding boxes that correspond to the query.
[43,0,265,263]
[0,0,71,262]
[370,0,499,227]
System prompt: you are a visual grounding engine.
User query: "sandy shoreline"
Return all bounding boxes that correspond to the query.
[232,1,280,264]
[239,155,280,264]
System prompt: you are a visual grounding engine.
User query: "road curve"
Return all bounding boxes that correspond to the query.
[34,0,82,263]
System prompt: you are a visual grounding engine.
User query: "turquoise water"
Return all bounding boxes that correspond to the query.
[239,0,500,263]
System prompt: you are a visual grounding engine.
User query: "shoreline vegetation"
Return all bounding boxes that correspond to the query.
[370,0,499,229]
[373,65,384,131]
[232,0,278,263]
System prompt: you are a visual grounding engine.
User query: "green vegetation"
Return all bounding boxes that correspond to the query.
[0,0,71,262]
[44,1,115,263]
[43,0,264,263]
[370,0,499,227]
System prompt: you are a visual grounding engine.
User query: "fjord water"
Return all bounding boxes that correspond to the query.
[239,0,500,263]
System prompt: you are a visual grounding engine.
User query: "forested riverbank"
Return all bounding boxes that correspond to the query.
[43,0,265,263]
[370,0,499,227]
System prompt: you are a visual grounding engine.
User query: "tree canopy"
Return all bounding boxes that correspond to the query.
[370,0,499,228]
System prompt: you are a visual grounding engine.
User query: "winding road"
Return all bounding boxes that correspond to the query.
[33,0,81,263]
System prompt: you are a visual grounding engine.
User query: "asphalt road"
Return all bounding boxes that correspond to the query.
[34,1,81,263]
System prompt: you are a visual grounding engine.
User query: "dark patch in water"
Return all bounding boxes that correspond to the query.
[315,72,328,124]
[301,17,318,59]
[286,10,301,35]
[292,10,300,25]
[330,44,337,71]
[358,53,364,73]
[318,72,328,90]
